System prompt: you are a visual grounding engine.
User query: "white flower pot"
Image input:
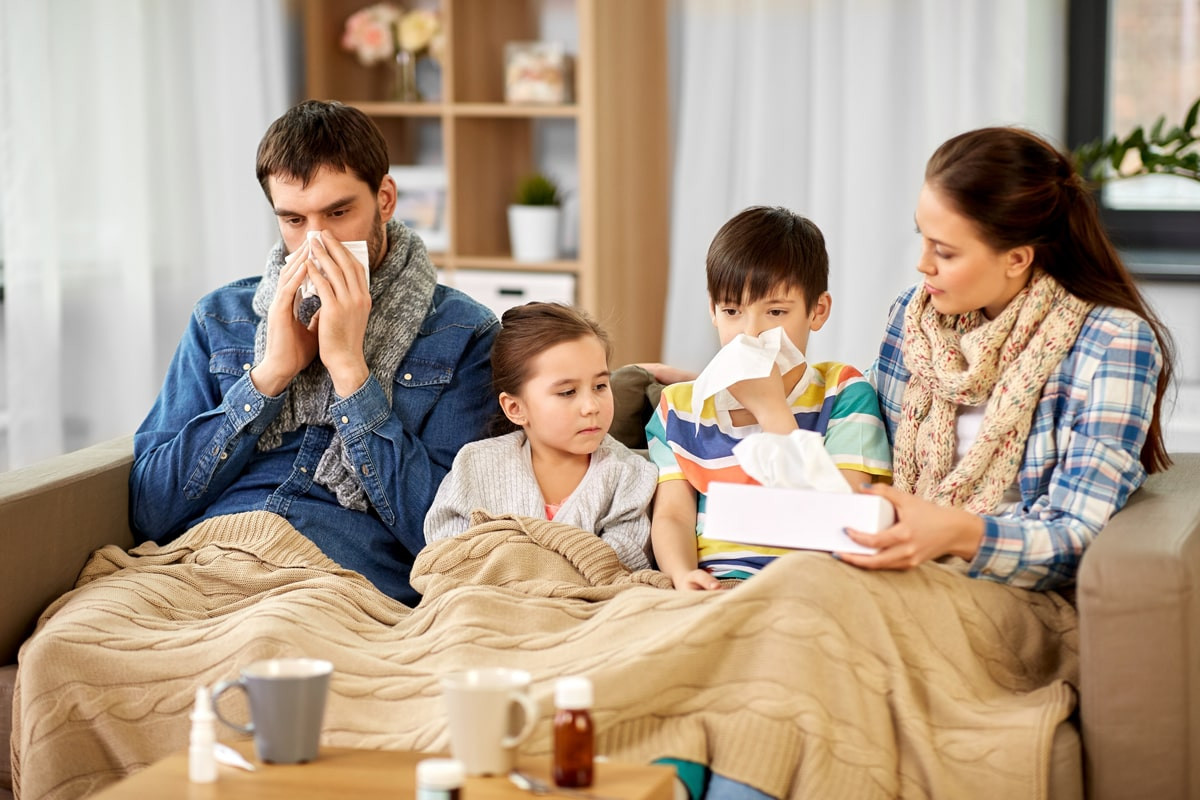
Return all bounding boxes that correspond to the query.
[507,205,562,262]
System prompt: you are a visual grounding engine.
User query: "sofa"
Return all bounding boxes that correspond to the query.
[1,372,1198,799]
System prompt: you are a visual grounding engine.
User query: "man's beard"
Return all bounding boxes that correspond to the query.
[367,214,387,272]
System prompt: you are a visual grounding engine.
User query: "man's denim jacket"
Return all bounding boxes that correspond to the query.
[130,278,498,604]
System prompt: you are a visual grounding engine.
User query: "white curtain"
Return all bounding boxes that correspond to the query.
[0,0,294,469]
[663,0,1068,373]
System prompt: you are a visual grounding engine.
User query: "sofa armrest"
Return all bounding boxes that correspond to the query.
[1077,452,1200,800]
[0,435,135,665]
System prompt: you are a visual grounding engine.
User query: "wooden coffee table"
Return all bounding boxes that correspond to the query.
[88,740,676,799]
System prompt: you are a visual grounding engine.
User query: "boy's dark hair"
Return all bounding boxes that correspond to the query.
[706,206,829,309]
[489,302,612,436]
[255,100,390,203]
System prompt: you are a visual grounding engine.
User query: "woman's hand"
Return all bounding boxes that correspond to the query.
[837,483,985,571]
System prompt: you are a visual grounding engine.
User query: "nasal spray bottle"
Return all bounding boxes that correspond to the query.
[189,686,218,783]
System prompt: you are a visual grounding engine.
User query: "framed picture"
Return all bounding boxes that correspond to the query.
[389,165,448,252]
[504,41,573,105]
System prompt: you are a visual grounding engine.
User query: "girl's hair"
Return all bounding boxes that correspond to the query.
[706,205,829,309]
[489,302,613,436]
[925,126,1175,472]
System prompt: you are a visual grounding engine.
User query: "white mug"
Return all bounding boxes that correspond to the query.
[441,668,538,775]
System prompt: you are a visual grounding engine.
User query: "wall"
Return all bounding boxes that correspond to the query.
[1143,281,1200,452]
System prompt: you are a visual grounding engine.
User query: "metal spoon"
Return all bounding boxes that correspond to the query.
[508,770,622,800]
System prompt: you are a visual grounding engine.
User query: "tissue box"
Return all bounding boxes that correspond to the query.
[704,482,894,555]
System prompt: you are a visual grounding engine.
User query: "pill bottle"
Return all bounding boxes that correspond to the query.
[417,758,464,800]
[553,676,594,787]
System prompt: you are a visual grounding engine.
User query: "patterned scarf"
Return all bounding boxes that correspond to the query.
[250,219,436,510]
[893,269,1092,513]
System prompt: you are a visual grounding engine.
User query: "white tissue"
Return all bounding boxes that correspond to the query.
[290,231,370,325]
[691,327,808,420]
[733,430,853,494]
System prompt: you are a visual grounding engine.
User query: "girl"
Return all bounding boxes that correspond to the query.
[846,126,1176,589]
[424,302,656,570]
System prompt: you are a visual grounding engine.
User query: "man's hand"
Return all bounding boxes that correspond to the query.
[305,232,372,397]
[634,362,699,386]
[250,246,318,397]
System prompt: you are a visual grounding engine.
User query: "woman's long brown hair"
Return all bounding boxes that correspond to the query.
[925,126,1175,472]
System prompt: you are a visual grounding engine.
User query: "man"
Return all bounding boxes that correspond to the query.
[130,100,497,604]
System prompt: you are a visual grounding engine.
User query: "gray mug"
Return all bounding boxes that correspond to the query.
[212,657,333,764]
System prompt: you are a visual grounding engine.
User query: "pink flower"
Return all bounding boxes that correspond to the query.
[341,3,403,67]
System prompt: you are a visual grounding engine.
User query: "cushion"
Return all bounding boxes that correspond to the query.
[609,365,664,450]
[0,663,15,791]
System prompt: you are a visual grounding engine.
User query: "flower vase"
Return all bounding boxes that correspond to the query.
[392,49,420,102]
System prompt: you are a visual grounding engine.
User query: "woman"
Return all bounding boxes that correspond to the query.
[843,126,1174,589]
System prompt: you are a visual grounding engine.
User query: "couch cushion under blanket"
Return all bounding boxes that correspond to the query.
[1,663,15,791]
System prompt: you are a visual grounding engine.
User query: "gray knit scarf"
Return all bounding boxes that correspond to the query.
[250,219,436,510]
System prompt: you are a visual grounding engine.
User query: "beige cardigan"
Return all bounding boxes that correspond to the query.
[422,431,657,570]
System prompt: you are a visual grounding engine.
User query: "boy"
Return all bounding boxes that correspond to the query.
[646,206,892,590]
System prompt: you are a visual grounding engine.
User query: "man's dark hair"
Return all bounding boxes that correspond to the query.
[255,100,390,202]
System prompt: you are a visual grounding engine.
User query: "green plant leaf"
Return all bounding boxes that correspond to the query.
[512,172,561,206]
[1185,97,1200,132]
[1072,95,1200,186]
[1109,143,1126,172]
[1149,116,1166,144]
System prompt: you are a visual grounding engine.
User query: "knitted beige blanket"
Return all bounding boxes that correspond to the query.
[12,511,1078,800]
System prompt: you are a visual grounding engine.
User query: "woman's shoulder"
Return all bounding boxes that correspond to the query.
[878,282,921,335]
[1075,304,1159,355]
[888,282,921,313]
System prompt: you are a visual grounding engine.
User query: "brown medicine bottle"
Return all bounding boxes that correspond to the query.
[553,676,594,787]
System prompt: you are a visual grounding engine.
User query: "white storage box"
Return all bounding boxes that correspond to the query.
[444,269,576,319]
[704,482,894,555]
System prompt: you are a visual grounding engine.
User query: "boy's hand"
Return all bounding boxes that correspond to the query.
[728,365,798,434]
[670,568,724,591]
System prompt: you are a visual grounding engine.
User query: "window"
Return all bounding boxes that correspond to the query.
[1067,0,1200,278]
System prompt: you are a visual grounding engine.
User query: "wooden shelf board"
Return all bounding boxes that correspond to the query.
[351,102,447,118]
[453,256,580,272]
[453,103,579,119]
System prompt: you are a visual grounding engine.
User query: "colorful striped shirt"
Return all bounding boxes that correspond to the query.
[646,361,892,578]
[870,284,1164,591]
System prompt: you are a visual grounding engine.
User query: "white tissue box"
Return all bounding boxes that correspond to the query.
[704,482,893,555]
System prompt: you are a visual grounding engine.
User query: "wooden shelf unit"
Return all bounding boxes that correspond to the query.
[302,0,670,364]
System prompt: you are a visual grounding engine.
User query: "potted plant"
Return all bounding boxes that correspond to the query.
[1073,97,1200,186]
[507,172,562,262]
